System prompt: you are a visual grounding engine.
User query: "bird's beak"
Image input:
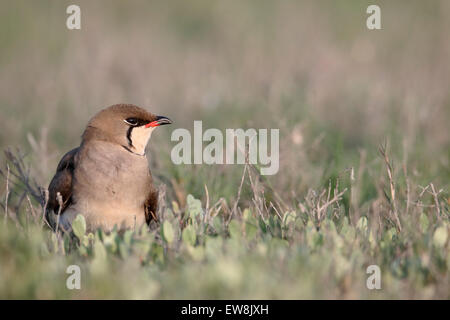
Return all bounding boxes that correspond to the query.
[145,116,173,128]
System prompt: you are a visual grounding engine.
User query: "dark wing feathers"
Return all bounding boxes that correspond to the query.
[45,148,78,228]
[144,187,159,224]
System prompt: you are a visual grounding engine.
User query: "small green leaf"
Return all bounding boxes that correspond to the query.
[72,214,86,239]
[150,243,164,263]
[123,230,133,246]
[419,213,429,233]
[212,216,223,233]
[118,242,128,259]
[51,233,58,252]
[258,217,268,233]
[186,245,205,261]
[245,221,258,241]
[162,221,175,244]
[323,219,336,233]
[282,211,296,228]
[433,226,448,248]
[78,245,88,256]
[356,216,368,233]
[339,217,355,242]
[94,241,107,260]
[182,225,196,246]
[134,239,151,258]
[103,233,117,253]
[306,228,323,248]
[386,228,397,241]
[228,220,242,239]
[172,201,180,214]
[242,208,251,220]
[82,235,89,247]
[187,194,202,218]
[306,220,315,233]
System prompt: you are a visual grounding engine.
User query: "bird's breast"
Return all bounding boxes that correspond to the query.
[70,141,152,231]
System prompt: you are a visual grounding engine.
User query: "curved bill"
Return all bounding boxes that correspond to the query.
[145,116,173,128]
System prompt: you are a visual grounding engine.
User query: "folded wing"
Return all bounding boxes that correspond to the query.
[46,147,79,230]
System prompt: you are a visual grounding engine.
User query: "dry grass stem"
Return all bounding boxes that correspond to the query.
[428,183,442,220]
[379,143,402,232]
[4,164,10,223]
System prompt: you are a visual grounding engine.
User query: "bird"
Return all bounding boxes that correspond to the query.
[45,103,172,234]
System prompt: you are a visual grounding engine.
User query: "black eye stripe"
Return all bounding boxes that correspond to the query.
[126,126,133,147]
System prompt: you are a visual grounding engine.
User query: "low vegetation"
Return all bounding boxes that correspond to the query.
[0,143,448,299]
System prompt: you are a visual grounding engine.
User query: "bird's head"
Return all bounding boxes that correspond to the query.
[83,104,172,155]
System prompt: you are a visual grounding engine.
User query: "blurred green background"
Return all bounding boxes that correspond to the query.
[0,0,449,299]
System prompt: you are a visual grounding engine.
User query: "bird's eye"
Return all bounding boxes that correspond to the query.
[124,118,138,126]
